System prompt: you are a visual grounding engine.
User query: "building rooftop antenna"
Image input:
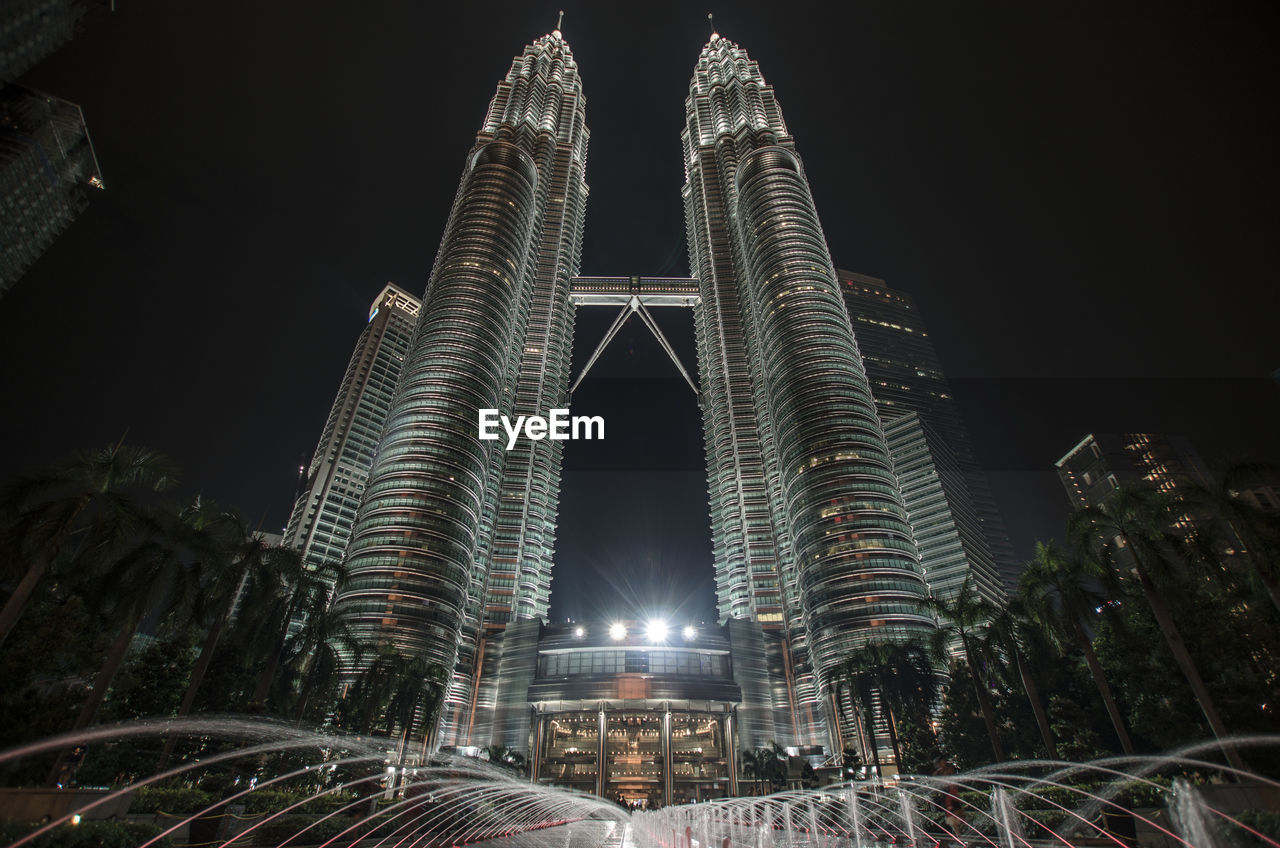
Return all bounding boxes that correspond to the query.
[557,10,564,31]
[708,12,718,38]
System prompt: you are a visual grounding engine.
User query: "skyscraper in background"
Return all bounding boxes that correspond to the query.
[1055,432,1214,508]
[283,284,421,581]
[330,27,589,747]
[684,34,934,750]
[0,82,102,296]
[884,413,1004,611]
[0,0,100,81]
[835,269,1019,592]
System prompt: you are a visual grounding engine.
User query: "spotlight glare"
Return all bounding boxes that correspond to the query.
[573,626,585,638]
[646,620,669,642]
[609,622,627,640]
[682,625,697,640]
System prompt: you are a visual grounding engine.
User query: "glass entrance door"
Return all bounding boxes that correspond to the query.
[603,712,664,809]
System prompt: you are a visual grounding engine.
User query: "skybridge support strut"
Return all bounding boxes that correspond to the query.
[633,298,699,397]
[568,295,701,398]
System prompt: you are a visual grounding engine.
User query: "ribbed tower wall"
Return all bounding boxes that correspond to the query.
[684,35,935,750]
[333,31,587,748]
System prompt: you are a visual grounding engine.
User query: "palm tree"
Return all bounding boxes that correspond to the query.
[740,748,768,796]
[64,506,200,726]
[741,743,785,795]
[338,646,446,748]
[839,646,886,773]
[842,640,939,774]
[987,598,1058,759]
[1020,540,1135,756]
[880,638,942,766]
[0,444,177,650]
[158,506,302,765]
[45,504,198,786]
[1180,459,1280,614]
[927,577,1007,763]
[247,557,346,712]
[280,591,363,723]
[1069,484,1246,773]
[382,653,447,745]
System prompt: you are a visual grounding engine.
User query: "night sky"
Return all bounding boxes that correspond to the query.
[3,2,1277,626]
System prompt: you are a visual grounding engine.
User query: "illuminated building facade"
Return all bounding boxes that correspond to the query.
[328,28,939,759]
[1056,432,1214,508]
[283,284,421,581]
[884,413,1004,611]
[480,619,809,806]
[330,28,589,747]
[683,35,934,751]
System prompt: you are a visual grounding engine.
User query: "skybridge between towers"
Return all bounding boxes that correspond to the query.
[568,276,701,399]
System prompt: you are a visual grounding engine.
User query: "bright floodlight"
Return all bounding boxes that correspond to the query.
[609,622,627,640]
[646,620,669,642]
[682,625,697,641]
[573,626,585,638]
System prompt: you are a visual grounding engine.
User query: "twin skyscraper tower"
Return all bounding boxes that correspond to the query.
[314,26,946,755]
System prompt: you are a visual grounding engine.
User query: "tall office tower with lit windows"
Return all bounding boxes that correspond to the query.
[1055,432,1214,508]
[884,413,1004,612]
[283,284,421,581]
[836,269,1015,595]
[683,34,934,749]
[331,28,588,747]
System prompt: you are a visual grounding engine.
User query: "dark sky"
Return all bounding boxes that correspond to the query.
[3,1,1277,625]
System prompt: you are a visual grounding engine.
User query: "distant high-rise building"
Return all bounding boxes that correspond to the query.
[0,82,102,296]
[0,0,98,81]
[884,413,1004,612]
[1055,432,1214,509]
[835,269,1018,592]
[283,284,420,581]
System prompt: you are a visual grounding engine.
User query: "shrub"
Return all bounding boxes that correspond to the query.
[0,819,172,848]
[128,785,214,814]
[244,814,355,846]
[1236,810,1280,846]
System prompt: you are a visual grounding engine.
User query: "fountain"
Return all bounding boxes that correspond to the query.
[1170,778,1222,848]
[990,787,1022,848]
[0,717,627,848]
[0,724,1277,847]
[635,735,1280,848]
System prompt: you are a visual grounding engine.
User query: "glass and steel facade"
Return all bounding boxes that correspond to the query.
[325,29,947,760]
[499,622,747,806]
[282,284,421,584]
[682,35,934,751]
[331,29,588,746]
[884,412,1004,613]
[836,269,1017,593]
